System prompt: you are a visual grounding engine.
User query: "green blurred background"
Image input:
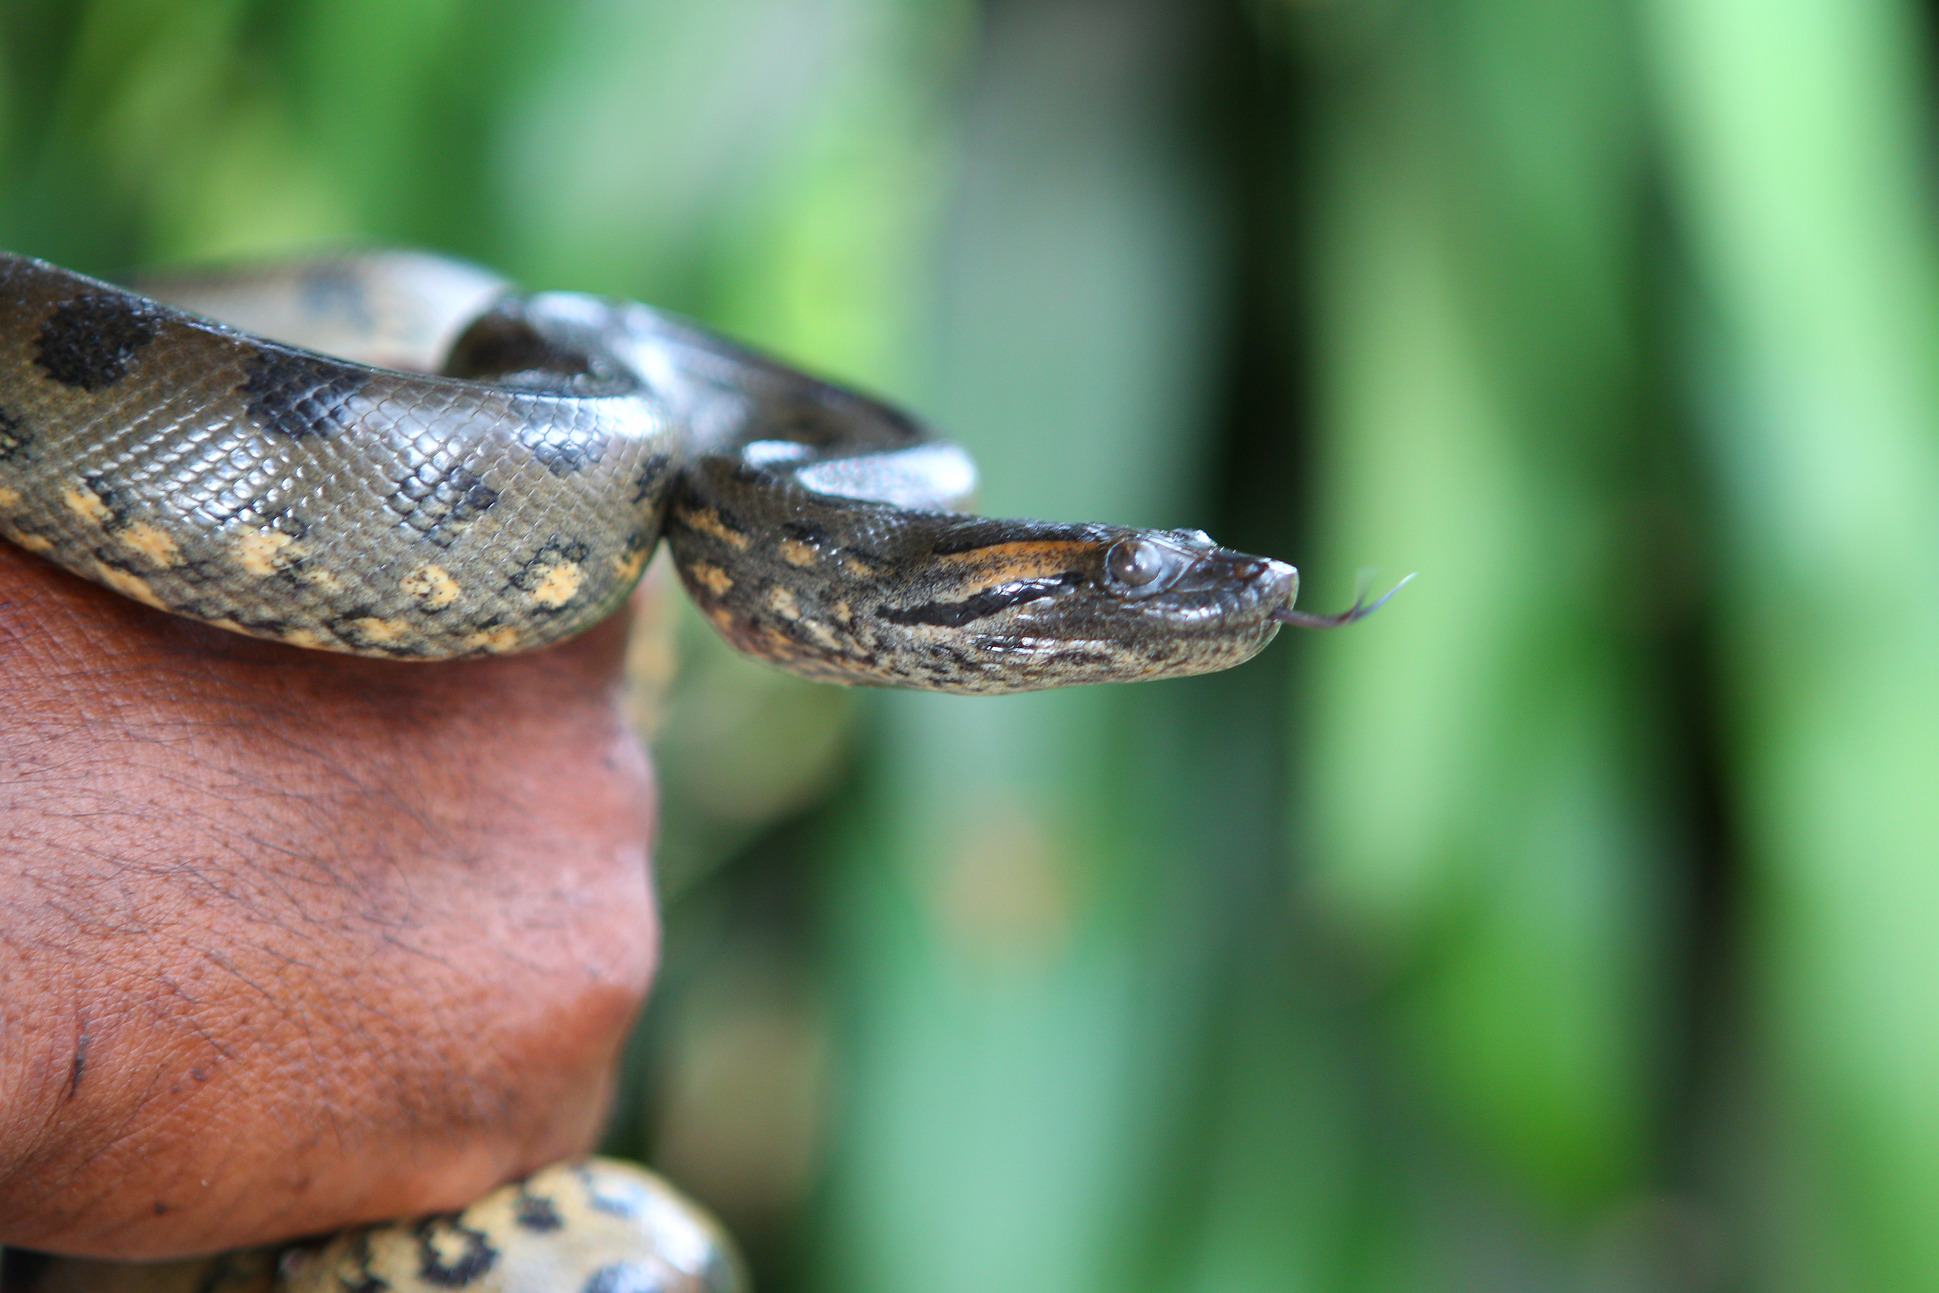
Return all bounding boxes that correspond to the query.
[6,0,1939,1288]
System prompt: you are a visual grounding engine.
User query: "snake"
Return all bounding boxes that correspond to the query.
[0,249,1385,695]
[0,249,1398,1291]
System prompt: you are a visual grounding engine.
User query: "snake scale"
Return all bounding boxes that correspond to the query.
[0,250,1392,1291]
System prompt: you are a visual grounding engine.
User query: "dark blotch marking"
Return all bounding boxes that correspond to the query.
[238,503,309,541]
[880,573,1083,628]
[35,293,158,390]
[83,473,125,510]
[389,459,500,547]
[413,1219,498,1287]
[456,614,509,648]
[232,615,294,640]
[580,1171,643,1219]
[781,520,830,545]
[167,593,260,625]
[0,406,29,461]
[89,546,154,577]
[241,349,365,439]
[339,1235,386,1293]
[631,453,672,504]
[79,474,134,529]
[520,422,607,476]
[514,1189,562,1232]
[194,489,311,539]
[925,524,1110,558]
[672,498,752,544]
[506,536,592,593]
[582,1263,666,1293]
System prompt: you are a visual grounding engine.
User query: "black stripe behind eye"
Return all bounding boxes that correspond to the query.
[879,573,1082,627]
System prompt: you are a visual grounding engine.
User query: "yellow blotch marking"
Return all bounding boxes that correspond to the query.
[233,530,303,577]
[688,563,732,598]
[401,564,461,610]
[462,624,523,654]
[92,563,164,609]
[63,484,112,525]
[609,545,651,583]
[0,487,21,510]
[677,506,751,551]
[767,586,801,619]
[347,617,413,645]
[11,531,52,553]
[117,522,183,569]
[937,540,1094,577]
[528,561,585,608]
[926,541,1099,602]
[282,628,329,649]
[758,624,798,657]
[843,556,876,578]
[295,566,345,593]
[800,618,840,650]
[832,600,854,624]
[780,539,816,567]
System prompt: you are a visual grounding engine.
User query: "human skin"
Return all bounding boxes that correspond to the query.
[0,543,659,1258]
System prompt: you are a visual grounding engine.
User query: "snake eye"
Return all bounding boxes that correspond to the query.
[1106,538,1170,589]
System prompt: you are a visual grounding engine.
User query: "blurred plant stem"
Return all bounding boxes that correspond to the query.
[1294,0,1683,1271]
[1646,0,1939,1286]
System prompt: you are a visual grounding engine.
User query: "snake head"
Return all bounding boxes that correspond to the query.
[870,521,1300,692]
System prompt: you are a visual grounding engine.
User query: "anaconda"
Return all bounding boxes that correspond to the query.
[0,250,1383,695]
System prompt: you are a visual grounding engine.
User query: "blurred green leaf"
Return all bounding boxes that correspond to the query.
[1297,0,1675,1247]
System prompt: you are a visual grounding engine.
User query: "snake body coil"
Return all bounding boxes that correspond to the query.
[0,251,1300,693]
[27,1159,740,1293]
